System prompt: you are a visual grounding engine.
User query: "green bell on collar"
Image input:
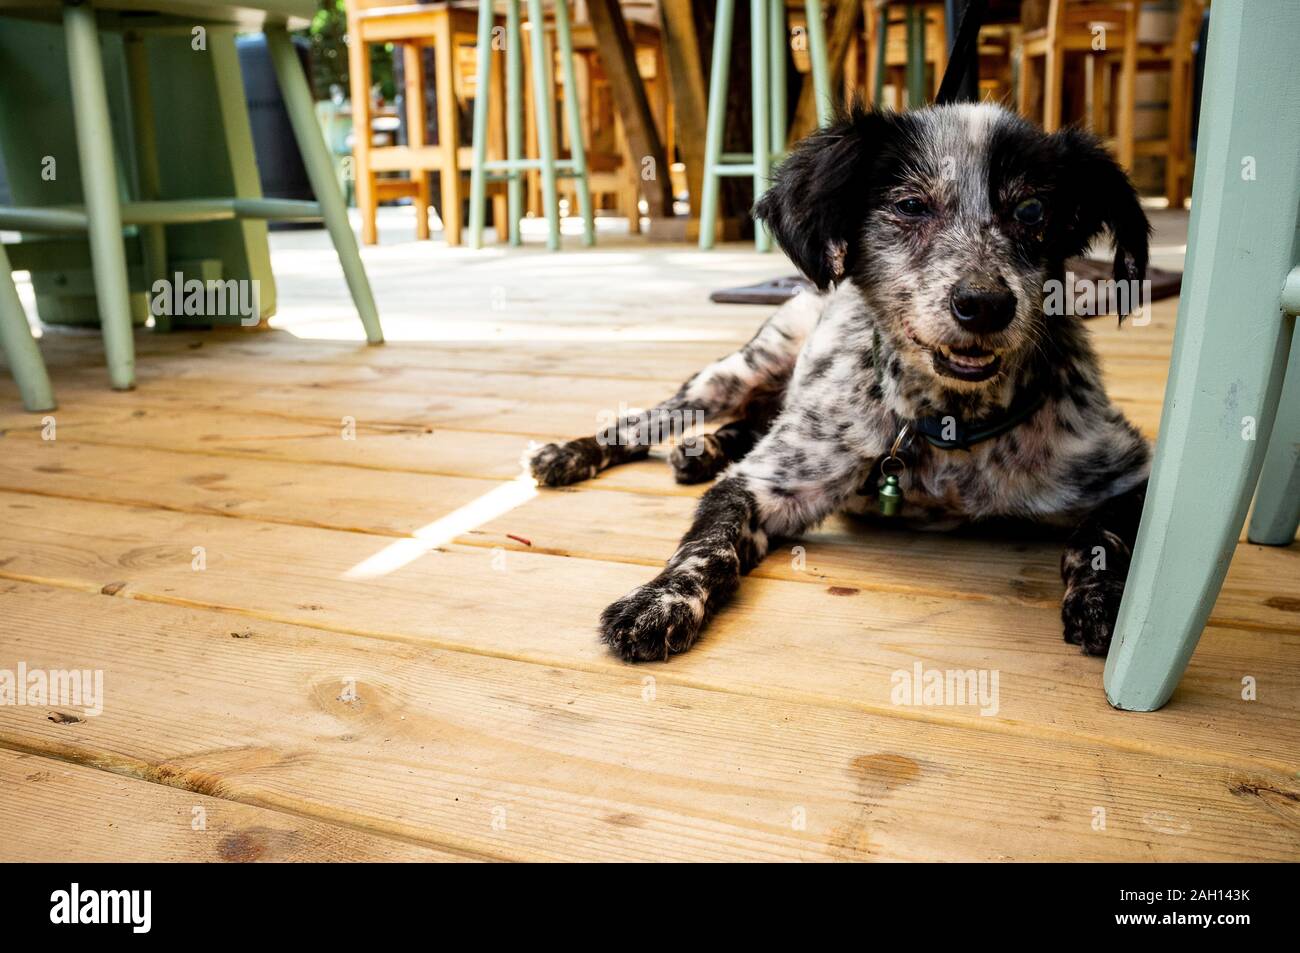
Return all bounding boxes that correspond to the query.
[878,473,904,516]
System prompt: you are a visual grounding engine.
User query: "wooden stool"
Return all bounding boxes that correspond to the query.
[698,0,833,251]
[467,0,595,250]
[347,0,506,245]
[1018,0,1139,170]
[1104,0,1300,710]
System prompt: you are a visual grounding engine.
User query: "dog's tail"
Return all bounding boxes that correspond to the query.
[527,290,826,487]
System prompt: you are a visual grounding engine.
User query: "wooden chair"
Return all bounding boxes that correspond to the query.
[1104,0,1300,710]
[1017,0,1139,170]
[346,0,507,245]
[1123,0,1205,207]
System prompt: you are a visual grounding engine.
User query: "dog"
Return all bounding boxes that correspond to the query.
[528,102,1153,663]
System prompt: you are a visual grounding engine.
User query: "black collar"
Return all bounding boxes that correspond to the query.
[912,388,1047,451]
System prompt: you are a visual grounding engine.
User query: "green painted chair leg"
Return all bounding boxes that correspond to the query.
[906,3,927,108]
[124,32,170,332]
[554,0,594,246]
[467,0,495,249]
[266,26,383,344]
[506,0,524,246]
[873,7,887,105]
[698,0,735,250]
[769,0,787,149]
[1247,314,1300,546]
[64,1,135,390]
[804,0,832,126]
[0,244,55,413]
[751,0,771,252]
[525,0,561,251]
[1103,0,1300,712]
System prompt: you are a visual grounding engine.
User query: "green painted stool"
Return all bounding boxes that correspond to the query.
[1103,0,1300,712]
[0,0,384,397]
[699,0,833,251]
[466,0,594,251]
[879,3,932,110]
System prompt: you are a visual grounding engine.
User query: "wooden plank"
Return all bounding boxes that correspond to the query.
[585,0,675,220]
[0,402,696,494]
[0,749,463,862]
[14,297,1180,380]
[0,491,1295,775]
[20,339,1183,404]
[0,436,1293,636]
[0,359,1167,445]
[1,582,1295,861]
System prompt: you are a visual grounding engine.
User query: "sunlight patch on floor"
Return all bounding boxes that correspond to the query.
[343,474,537,580]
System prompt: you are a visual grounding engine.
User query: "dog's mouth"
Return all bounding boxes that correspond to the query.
[929,343,1003,382]
[900,322,1005,384]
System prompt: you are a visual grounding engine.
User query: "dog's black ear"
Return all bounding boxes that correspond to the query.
[1051,128,1151,301]
[754,107,899,290]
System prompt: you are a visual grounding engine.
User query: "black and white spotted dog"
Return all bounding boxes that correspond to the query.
[529,102,1152,662]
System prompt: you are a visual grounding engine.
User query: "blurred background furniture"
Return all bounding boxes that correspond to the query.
[866,0,948,109]
[346,0,511,244]
[560,13,669,233]
[0,0,383,394]
[1018,0,1139,170]
[468,0,595,248]
[1127,0,1204,207]
[699,0,832,250]
[1104,0,1299,711]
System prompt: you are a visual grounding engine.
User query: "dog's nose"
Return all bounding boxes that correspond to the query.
[949,275,1016,334]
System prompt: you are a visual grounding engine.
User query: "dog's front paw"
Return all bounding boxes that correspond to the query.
[669,434,728,484]
[1062,579,1124,656]
[528,438,602,486]
[600,576,705,662]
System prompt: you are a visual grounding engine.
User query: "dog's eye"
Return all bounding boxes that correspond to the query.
[1014,197,1045,225]
[894,197,929,217]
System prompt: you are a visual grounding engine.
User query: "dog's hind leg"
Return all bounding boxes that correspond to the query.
[529,290,824,487]
[667,390,784,484]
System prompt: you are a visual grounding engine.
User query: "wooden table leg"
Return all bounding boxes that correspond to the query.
[434,10,463,245]
[402,43,432,241]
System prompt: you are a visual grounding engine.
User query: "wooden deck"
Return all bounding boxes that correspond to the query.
[1,216,1297,861]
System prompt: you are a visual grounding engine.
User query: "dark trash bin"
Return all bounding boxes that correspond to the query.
[237,33,321,230]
